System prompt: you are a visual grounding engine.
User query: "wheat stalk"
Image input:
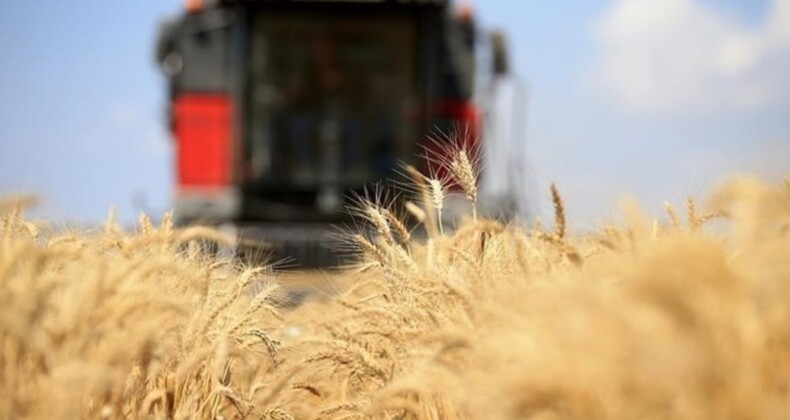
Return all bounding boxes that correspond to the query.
[429,178,445,235]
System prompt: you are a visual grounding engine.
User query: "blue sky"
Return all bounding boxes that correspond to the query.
[1,0,788,228]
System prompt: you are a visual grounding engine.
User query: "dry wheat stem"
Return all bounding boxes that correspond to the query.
[429,178,445,236]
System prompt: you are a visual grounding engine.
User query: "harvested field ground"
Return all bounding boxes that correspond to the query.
[1,166,789,419]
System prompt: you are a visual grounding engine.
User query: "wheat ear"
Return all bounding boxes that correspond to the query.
[685,196,698,229]
[364,205,395,246]
[353,234,386,266]
[664,201,681,229]
[450,149,478,220]
[404,165,438,238]
[384,209,411,248]
[550,183,565,239]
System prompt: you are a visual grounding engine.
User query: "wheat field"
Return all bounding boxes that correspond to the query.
[1,150,789,419]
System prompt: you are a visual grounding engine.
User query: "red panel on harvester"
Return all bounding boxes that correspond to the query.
[173,94,232,187]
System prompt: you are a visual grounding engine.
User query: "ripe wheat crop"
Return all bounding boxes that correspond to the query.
[1,158,789,419]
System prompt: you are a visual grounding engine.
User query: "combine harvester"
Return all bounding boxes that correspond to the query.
[156,0,527,267]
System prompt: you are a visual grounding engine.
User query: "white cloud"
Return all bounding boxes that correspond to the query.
[591,0,790,113]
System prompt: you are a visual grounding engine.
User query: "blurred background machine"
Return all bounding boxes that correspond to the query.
[156,0,527,267]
